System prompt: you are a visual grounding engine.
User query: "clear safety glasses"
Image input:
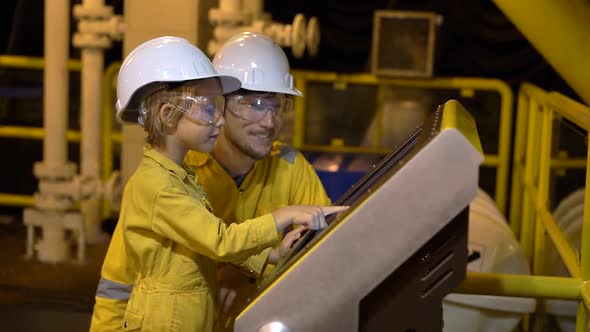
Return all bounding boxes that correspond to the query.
[160,95,225,125]
[227,94,293,123]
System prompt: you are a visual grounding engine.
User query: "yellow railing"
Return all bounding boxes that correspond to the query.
[463,83,590,331]
[291,71,513,214]
[0,55,121,208]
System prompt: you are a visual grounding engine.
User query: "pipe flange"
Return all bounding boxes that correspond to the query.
[77,16,124,41]
[73,33,112,49]
[33,193,73,211]
[209,8,250,24]
[306,16,320,57]
[34,161,77,180]
[73,4,113,19]
[291,14,306,58]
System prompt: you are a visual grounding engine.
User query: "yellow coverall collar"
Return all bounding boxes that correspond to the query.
[144,145,196,181]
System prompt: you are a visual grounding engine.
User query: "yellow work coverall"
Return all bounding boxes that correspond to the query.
[89,147,278,331]
[184,145,331,326]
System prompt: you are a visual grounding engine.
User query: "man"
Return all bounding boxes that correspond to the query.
[184,32,331,326]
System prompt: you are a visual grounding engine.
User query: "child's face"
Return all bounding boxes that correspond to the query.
[172,79,225,153]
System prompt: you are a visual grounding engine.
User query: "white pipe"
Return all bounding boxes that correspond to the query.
[80,0,106,243]
[220,0,240,12]
[80,49,102,185]
[43,0,70,168]
[243,0,263,14]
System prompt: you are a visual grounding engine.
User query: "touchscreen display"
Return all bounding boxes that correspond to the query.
[260,125,426,289]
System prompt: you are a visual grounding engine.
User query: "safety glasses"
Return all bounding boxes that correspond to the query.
[160,95,225,125]
[227,94,293,123]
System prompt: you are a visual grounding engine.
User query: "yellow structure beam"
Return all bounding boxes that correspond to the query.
[493,0,590,105]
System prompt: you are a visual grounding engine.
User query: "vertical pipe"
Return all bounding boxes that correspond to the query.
[495,83,513,215]
[532,105,553,331]
[533,105,553,274]
[581,136,590,277]
[292,72,306,148]
[520,99,539,261]
[81,49,103,180]
[44,0,70,168]
[79,0,107,243]
[576,138,590,331]
[577,138,590,332]
[510,91,529,237]
[81,46,104,242]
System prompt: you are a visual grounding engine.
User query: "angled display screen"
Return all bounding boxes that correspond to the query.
[261,123,428,289]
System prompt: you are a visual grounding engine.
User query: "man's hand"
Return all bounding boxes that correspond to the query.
[217,265,246,315]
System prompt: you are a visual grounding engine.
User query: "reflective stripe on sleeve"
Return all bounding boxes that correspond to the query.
[96,278,133,300]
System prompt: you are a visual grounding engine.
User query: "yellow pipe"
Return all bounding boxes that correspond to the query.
[582,141,590,278]
[511,162,525,237]
[520,100,540,260]
[533,105,553,275]
[481,155,498,167]
[111,133,122,143]
[551,158,587,169]
[0,55,81,71]
[531,104,554,330]
[374,86,385,148]
[292,73,306,148]
[510,90,529,236]
[0,125,121,144]
[541,209,582,278]
[520,82,550,99]
[0,194,34,207]
[102,62,121,182]
[548,92,590,132]
[576,302,587,332]
[456,272,581,300]
[0,126,81,141]
[493,0,590,105]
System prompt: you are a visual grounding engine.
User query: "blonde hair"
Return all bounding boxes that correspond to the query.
[138,85,196,147]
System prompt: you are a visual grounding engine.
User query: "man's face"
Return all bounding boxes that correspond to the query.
[222,92,292,160]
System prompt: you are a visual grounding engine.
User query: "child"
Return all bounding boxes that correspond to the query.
[89,36,346,331]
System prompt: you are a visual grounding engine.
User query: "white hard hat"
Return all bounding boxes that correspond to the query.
[213,32,302,96]
[116,36,241,124]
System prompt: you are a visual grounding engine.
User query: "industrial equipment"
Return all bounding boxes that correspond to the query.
[235,99,484,331]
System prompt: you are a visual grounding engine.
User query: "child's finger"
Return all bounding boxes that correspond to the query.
[320,206,349,216]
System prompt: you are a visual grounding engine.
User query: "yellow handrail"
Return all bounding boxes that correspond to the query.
[503,83,590,330]
[0,193,34,207]
[0,56,120,209]
[0,55,81,71]
[0,126,81,141]
[292,71,513,214]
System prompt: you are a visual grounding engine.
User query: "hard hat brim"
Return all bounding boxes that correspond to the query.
[241,86,303,97]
